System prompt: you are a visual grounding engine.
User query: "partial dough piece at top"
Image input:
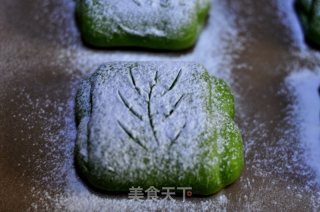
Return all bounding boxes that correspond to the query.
[76,0,211,50]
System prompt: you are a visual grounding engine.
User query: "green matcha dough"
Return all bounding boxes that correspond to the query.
[296,0,320,46]
[76,0,211,50]
[75,62,244,195]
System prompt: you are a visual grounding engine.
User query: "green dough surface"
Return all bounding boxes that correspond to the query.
[76,0,211,50]
[75,62,244,195]
[296,0,320,46]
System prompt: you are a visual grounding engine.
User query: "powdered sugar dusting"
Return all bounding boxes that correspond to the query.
[25,0,244,210]
[5,0,320,210]
[274,0,320,62]
[274,0,306,50]
[15,0,320,210]
[66,0,242,83]
[75,62,242,194]
[276,0,320,186]
[46,194,229,212]
[286,69,320,183]
[81,0,210,39]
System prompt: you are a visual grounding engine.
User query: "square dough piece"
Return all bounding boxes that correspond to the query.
[75,62,244,195]
[76,0,211,50]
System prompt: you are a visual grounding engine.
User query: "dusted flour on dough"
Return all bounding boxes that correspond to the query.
[75,62,243,195]
[76,0,211,50]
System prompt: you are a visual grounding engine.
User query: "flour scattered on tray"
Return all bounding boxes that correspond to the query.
[274,0,320,62]
[28,0,245,210]
[46,193,229,212]
[274,0,306,50]
[286,69,320,183]
[274,0,320,188]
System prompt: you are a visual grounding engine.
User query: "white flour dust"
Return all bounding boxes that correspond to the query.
[274,0,305,50]
[28,0,245,211]
[286,69,320,184]
[276,0,320,186]
[66,0,242,82]
[274,0,320,63]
